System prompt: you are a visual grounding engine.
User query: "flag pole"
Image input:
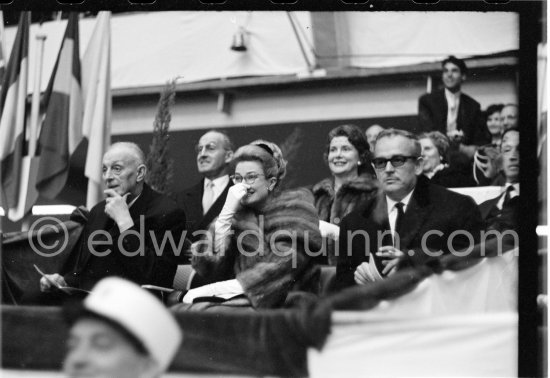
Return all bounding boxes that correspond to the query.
[20,34,46,231]
[28,34,46,157]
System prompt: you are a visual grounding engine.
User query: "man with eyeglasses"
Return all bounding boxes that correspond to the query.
[334,129,483,290]
[175,130,234,242]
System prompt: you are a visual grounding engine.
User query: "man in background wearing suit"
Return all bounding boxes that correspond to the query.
[175,130,234,242]
[418,56,490,158]
[479,128,519,227]
[335,129,483,290]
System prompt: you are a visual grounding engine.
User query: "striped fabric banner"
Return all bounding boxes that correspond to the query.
[36,13,83,200]
[82,11,112,209]
[0,13,30,211]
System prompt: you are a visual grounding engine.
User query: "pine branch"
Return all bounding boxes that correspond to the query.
[145,79,177,195]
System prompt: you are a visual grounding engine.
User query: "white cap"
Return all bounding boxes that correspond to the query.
[83,277,182,372]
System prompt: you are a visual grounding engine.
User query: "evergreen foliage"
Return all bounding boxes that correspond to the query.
[146,79,176,195]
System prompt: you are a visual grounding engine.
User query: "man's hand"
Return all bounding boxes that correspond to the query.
[40,273,67,292]
[376,246,405,276]
[104,189,133,231]
[354,262,375,285]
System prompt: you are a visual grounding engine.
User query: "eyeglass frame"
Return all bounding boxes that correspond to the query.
[230,173,267,185]
[371,155,420,170]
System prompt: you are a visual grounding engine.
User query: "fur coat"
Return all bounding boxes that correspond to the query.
[312,174,378,225]
[191,188,322,309]
[312,174,378,265]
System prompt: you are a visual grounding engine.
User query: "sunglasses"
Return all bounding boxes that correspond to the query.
[371,155,419,170]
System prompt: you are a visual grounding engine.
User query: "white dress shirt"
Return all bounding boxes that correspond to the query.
[202,175,230,214]
[445,88,461,133]
[496,182,520,210]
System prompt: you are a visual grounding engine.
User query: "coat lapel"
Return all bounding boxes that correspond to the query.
[398,176,434,250]
[196,180,233,232]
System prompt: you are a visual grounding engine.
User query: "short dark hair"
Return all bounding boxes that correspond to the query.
[442,55,467,75]
[324,124,371,174]
[375,128,422,157]
[485,104,504,121]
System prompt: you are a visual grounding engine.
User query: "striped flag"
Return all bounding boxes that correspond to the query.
[82,11,111,209]
[0,13,30,216]
[36,13,83,199]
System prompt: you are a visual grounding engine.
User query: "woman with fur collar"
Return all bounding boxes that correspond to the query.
[312,124,378,266]
[174,140,322,309]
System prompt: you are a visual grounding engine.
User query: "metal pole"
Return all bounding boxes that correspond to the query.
[287,12,314,73]
[28,34,47,157]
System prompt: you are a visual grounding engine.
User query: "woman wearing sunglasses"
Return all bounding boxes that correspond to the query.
[175,140,322,310]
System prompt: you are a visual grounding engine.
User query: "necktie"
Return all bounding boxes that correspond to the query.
[394,202,405,246]
[203,181,215,214]
[502,186,515,208]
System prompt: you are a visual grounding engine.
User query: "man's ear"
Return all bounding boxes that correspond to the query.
[224,150,234,163]
[136,164,147,182]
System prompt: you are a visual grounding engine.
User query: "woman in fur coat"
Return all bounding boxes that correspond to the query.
[174,140,323,310]
[312,124,378,265]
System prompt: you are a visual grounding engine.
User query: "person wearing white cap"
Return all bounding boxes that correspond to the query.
[63,277,182,378]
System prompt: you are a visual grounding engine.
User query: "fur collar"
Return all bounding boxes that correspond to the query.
[312,174,378,198]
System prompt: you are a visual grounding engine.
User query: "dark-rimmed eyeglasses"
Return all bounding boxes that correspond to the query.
[371,155,419,170]
[230,173,265,185]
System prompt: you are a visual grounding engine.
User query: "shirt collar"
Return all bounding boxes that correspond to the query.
[386,189,414,214]
[504,182,520,196]
[204,174,230,190]
[444,88,461,102]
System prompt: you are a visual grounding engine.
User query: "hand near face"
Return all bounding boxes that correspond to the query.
[104,189,134,232]
[224,183,250,212]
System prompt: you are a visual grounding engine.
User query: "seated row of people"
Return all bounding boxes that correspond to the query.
[38,124,519,311]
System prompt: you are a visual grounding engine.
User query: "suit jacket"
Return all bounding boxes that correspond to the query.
[418,89,490,146]
[175,178,232,242]
[64,183,187,290]
[478,190,519,233]
[334,175,483,290]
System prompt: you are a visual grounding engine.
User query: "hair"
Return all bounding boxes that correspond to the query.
[63,303,149,357]
[108,142,146,165]
[419,131,450,164]
[203,129,234,151]
[442,55,467,75]
[232,140,287,189]
[503,103,518,110]
[324,124,371,174]
[485,103,504,121]
[501,127,519,144]
[375,128,422,157]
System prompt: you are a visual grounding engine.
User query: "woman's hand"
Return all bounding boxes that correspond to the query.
[224,183,250,213]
